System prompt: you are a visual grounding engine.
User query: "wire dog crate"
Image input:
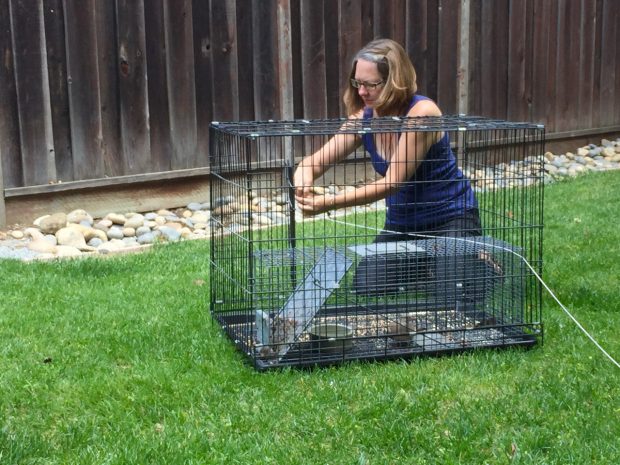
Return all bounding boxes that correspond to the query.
[209,116,545,370]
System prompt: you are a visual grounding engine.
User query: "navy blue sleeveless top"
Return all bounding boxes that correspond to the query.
[362,94,477,230]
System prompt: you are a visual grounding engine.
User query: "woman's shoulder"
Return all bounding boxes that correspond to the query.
[406,94,442,117]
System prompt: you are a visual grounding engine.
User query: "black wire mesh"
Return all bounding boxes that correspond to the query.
[209,116,545,370]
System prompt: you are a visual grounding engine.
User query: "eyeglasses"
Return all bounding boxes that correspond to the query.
[350,78,384,90]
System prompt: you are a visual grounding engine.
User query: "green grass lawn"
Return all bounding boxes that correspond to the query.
[1,171,619,464]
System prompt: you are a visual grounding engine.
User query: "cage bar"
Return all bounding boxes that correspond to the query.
[209,116,545,370]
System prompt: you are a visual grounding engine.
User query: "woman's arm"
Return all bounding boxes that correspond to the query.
[332,130,440,209]
[293,113,363,199]
[298,100,443,215]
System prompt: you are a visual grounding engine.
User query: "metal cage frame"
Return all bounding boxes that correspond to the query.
[209,116,545,370]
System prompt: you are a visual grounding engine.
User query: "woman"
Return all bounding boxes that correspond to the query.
[294,38,481,241]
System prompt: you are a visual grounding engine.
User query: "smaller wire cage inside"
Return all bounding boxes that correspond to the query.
[209,116,545,370]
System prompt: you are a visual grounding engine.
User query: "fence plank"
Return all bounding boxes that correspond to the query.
[373,0,406,45]
[235,0,255,121]
[457,0,470,115]
[164,0,198,169]
[252,0,280,120]
[407,0,429,94]
[507,0,531,123]
[210,0,239,122]
[360,0,374,45]
[192,0,214,160]
[392,0,407,45]
[545,0,559,133]
[0,117,4,224]
[437,0,459,113]
[324,0,340,118]
[528,2,555,127]
[598,0,617,127]
[554,0,581,131]
[277,0,294,120]
[615,3,620,127]
[300,0,326,119]
[0,151,4,226]
[64,0,105,179]
[144,0,171,172]
[425,0,439,100]
[95,0,122,177]
[338,0,363,116]
[44,0,73,182]
[480,1,509,119]
[116,0,151,175]
[577,0,595,130]
[0,0,23,188]
[410,0,439,100]
[465,0,480,115]
[289,0,303,118]
[10,0,53,185]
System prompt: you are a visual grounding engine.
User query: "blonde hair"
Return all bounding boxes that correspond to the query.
[343,38,417,116]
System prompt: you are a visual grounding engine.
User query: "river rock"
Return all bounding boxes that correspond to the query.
[56,227,94,251]
[88,238,104,247]
[191,211,210,223]
[97,239,128,254]
[28,239,57,254]
[158,227,181,242]
[95,219,113,230]
[10,230,24,239]
[253,214,272,226]
[602,147,615,157]
[39,213,67,234]
[67,209,94,225]
[107,226,124,240]
[187,202,203,211]
[44,234,57,245]
[124,214,145,229]
[162,222,183,231]
[67,223,107,242]
[56,245,84,257]
[214,205,234,215]
[136,226,151,236]
[106,213,127,225]
[24,228,45,241]
[137,232,156,244]
[33,252,56,261]
[213,195,234,208]
[122,237,138,247]
[122,227,136,237]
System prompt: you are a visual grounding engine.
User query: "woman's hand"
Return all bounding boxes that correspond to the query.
[295,192,335,216]
[293,163,336,215]
[293,164,314,200]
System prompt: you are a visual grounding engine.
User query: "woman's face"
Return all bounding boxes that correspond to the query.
[354,59,385,108]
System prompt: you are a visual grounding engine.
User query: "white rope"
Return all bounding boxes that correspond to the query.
[325,213,620,369]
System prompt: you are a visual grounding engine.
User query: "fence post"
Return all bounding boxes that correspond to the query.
[0,150,5,228]
[277,0,295,170]
[277,0,294,121]
[457,0,471,116]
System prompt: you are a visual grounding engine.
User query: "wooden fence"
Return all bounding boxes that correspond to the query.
[1,0,619,224]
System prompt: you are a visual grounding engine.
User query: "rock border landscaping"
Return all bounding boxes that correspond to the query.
[1,137,618,262]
